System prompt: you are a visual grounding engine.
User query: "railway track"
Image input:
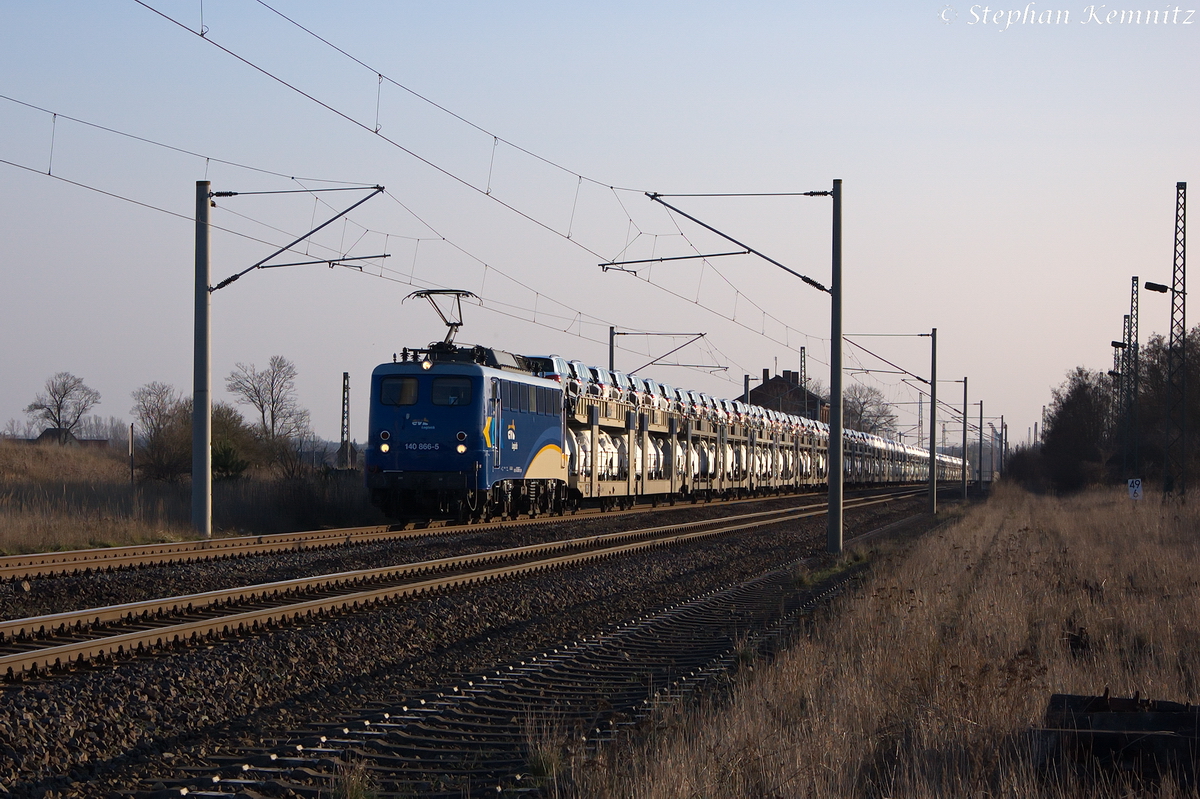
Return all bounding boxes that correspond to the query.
[0,484,927,582]
[0,489,920,681]
[137,515,930,798]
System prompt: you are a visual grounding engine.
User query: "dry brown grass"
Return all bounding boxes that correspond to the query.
[0,439,192,552]
[0,437,131,484]
[0,439,385,554]
[574,484,1200,797]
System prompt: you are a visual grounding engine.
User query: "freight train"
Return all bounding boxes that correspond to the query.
[364,340,966,522]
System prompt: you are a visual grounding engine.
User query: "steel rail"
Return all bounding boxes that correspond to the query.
[0,524,397,580]
[0,491,917,679]
[0,501,821,640]
[1,492,918,642]
[0,485,920,582]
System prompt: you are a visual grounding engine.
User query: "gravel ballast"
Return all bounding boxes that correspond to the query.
[0,496,923,797]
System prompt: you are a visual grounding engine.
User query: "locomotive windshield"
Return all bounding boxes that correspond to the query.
[432,376,473,406]
[380,376,419,406]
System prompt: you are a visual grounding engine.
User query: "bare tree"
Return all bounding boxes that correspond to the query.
[2,417,40,439]
[843,383,898,437]
[132,382,184,440]
[25,372,101,434]
[131,383,261,482]
[225,356,311,441]
[808,378,830,404]
[131,382,191,482]
[76,414,128,445]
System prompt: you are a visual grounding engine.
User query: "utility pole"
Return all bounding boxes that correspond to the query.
[828,179,844,553]
[1000,415,1006,477]
[978,400,985,488]
[962,377,968,500]
[633,183,841,545]
[192,180,212,538]
[609,326,616,372]
[192,182,385,533]
[743,374,751,403]
[928,328,937,514]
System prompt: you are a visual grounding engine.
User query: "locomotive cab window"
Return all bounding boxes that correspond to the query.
[432,376,473,406]
[380,376,419,406]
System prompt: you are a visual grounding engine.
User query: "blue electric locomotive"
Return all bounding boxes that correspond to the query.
[365,343,568,521]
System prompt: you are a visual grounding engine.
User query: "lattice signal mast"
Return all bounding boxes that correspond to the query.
[1165,182,1187,497]
[1121,312,1132,464]
[337,371,354,470]
[1125,276,1140,477]
[799,346,808,419]
[1109,340,1122,438]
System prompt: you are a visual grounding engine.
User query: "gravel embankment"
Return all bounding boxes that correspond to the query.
[0,497,921,798]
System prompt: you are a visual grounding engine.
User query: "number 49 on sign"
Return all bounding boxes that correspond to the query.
[1128,478,1144,500]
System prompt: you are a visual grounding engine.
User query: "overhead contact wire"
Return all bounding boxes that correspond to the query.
[251,0,644,194]
[134,0,611,260]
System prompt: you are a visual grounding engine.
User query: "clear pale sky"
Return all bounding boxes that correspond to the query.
[1,2,1196,446]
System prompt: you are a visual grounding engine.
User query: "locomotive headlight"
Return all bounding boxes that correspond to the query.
[456,444,467,454]
[380,443,390,453]
[421,357,433,370]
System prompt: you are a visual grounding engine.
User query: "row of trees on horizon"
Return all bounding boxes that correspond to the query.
[7,357,915,481]
[3,356,332,482]
[1014,326,1200,491]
